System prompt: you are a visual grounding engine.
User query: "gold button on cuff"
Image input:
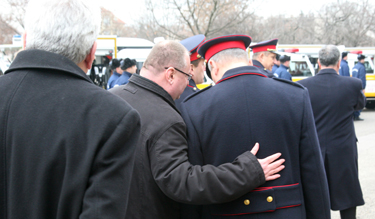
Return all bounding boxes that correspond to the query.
[244,199,250,205]
[267,196,273,203]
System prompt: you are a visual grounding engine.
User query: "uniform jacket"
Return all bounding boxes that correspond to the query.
[252,60,273,78]
[298,68,365,210]
[352,62,366,89]
[275,64,292,81]
[0,49,140,219]
[107,71,121,89]
[114,71,132,87]
[339,59,350,77]
[272,64,279,73]
[110,74,265,219]
[175,79,199,111]
[180,66,330,219]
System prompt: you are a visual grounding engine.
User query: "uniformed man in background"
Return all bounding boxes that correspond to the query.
[272,53,280,74]
[180,34,330,218]
[352,54,367,121]
[339,51,350,77]
[249,38,278,78]
[275,55,292,81]
[175,34,206,111]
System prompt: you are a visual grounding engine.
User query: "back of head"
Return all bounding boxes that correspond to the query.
[209,49,248,71]
[279,55,290,64]
[121,58,137,70]
[318,45,340,67]
[143,40,189,74]
[25,0,101,64]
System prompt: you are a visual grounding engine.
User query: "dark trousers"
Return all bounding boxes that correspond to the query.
[340,207,356,219]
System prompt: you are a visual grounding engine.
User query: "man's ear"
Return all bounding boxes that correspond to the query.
[248,59,253,66]
[317,59,322,69]
[22,32,27,50]
[164,67,174,85]
[209,60,219,77]
[190,64,194,76]
[84,42,97,70]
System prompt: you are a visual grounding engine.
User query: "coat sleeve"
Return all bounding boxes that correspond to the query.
[79,108,140,219]
[360,66,366,89]
[149,121,265,205]
[299,89,331,219]
[354,79,366,111]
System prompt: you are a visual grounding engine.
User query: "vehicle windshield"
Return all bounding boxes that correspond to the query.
[355,61,374,74]
[289,61,313,77]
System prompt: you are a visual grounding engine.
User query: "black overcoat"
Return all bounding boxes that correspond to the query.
[180,66,330,219]
[0,49,140,219]
[110,74,265,219]
[298,68,365,210]
[175,79,199,111]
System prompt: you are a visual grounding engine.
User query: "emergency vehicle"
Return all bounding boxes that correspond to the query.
[277,48,315,82]
[345,50,375,109]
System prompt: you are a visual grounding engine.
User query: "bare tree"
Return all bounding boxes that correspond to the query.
[316,0,375,46]
[143,0,256,39]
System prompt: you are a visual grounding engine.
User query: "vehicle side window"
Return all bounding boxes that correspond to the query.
[289,61,312,77]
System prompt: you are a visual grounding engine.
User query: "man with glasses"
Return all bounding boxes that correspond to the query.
[175,34,206,111]
[110,40,285,219]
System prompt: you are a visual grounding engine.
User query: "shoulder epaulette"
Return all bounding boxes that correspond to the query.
[273,78,305,89]
[183,84,213,102]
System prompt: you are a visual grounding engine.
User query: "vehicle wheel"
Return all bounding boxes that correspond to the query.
[366,101,375,109]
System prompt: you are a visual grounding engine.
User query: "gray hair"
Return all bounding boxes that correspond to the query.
[318,45,341,67]
[208,48,249,71]
[24,0,101,64]
[252,51,272,60]
[143,40,189,73]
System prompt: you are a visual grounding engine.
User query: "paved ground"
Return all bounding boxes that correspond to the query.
[331,108,375,219]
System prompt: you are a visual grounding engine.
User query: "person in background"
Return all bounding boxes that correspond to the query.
[175,34,206,111]
[272,53,280,74]
[298,45,365,219]
[114,58,137,87]
[339,51,350,77]
[180,34,330,219]
[352,54,367,121]
[106,58,122,89]
[0,0,141,218]
[249,38,278,78]
[275,55,292,81]
[110,40,285,219]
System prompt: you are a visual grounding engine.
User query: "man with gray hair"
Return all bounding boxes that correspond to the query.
[299,45,365,219]
[0,0,141,218]
[180,35,330,218]
[110,40,285,218]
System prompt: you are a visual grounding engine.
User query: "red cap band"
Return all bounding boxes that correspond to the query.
[190,51,200,62]
[252,45,276,53]
[205,41,246,61]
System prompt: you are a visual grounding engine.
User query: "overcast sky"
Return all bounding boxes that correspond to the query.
[101,0,337,25]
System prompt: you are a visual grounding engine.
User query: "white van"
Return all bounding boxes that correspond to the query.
[276,49,315,82]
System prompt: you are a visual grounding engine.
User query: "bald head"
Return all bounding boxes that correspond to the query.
[143,40,189,74]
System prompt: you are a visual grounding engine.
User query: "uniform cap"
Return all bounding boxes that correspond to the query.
[279,55,291,62]
[121,58,137,70]
[197,34,252,79]
[357,54,366,60]
[249,38,278,54]
[197,34,252,62]
[110,59,121,70]
[342,52,348,58]
[180,34,206,62]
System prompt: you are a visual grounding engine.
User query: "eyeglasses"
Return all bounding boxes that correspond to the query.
[164,67,192,81]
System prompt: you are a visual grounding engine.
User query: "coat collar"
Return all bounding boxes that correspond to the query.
[187,79,197,88]
[122,71,132,78]
[5,49,93,83]
[252,60,265,70]
[128,74,179,113]
[279,64,289,70]
[216,66,267,84]
[317,68,339,75]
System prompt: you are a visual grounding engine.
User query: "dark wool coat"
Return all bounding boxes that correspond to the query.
[299,68,365,210]
[0,49,140,219]
[175,79,199,112]
[180,66,330,219]
[110,74,265,219]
